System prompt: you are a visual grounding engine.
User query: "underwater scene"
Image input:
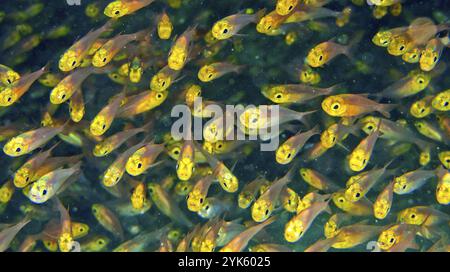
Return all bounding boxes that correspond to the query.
[0,0,449,253]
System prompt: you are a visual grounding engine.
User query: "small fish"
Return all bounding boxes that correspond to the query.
[276,125,320,164]
[276,0,299,16]
[92,203,124,240]
[198,62,244,82]
[147,182,193,227]
[104,0,155,19]
[118,89,169,117]
[126,142,164,176]
[0,65,48,107]
[331,223,385,249]
[13,143,58,188]
[167,26,197,70]
[240,105,315,130]
[150,65,181,92]
[219,216,275,252]
[198,144,238,193]
[284,199,330,242]
[410,95,434,118]
[262,84,336,104]
[69,88,85,123]
[432,89,450,112]
[252,165,297,222]
[324,213,353,238]
[0,217,30,252]
[420,38,445,72]
[81,235,111,252]
[0,181,14,204]
[393,168,436,195]
[373,181,395,220]
[50,66,108,104]
[435,166,449,205]
[322,94,396,118]
[212,9,265,40]
[92,30,148,67]
[26,162,81,204]
[90,92,125,136]
[93,122,151,157]
[102,141,147,187]
[238,177,268,209]
[415,120,447,143]
[59,20,113,72]
[377,223,421,252]
[0,64,20,85]
[347,127,380,172]
[379,70,430,99]
[54,198,73,252]
[256,10,293,35]
[299,168,341,193]
[332,190,373,216]
[306,33,362,67]
[320,121,358,149]
[397,206,450,227]
[157,11,173,40]
[359,116,433,151]
[186,175,214,212]
[344,160,394,202]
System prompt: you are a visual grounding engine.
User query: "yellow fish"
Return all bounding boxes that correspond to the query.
[186,175,214,212]
[432,89,450,112]
[167,26,197,70]
[347,127,380,172]
[393,168,436,195]
[118,89,168,117]
[252,165,296,222]
[90,92,125,136]
[126,142,164,176]
[212,9,265,40]
[435,166,449,205]
[3,124,65,157]
[373,181,395,220]
[157,11,173,40]
[262,83,336,104]
[0,65,48,107]
[104,0,155,18]
[322,94,395,118]
[276,125,320,164]
[59,20,113,72]
[198,62,244,82]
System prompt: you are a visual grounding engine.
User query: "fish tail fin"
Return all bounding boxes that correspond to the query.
[343,30,364,60]
[253,8,267,22]
[378,103,397,118]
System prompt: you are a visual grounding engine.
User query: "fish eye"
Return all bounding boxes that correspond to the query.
[332,103,340,110]
[42,189,47,195]
[114,10,120,15]
[173,149,180,155]
[420,108,425,113]
[319,55,323,61]
[15,147,21,152]
[61,94,66,100]
[399,45,405,51]
[410,213,416,219]
[7,97,12,102]
[148,187,154,193]
[338,197,344,203]
[402,184,407,190]
[222,28,228,34]
[389,238,395,243]
[265,209,269,215]
[204,205,210,210]
[72,61,76,67]
[102,124,106,130]
[137,163,142,169]
[433,56,438,63]
[286,153,291,159]
[208,73,213,79]
[157,93,163,99]
[275,93,282,99]
[200,198,204,204]
[161,81,166,87]
[98,240,104,245]
[79,227,84,232]
[217,144,223,149]
[102,58,107,63]
[25,177,29,182]
[288,5,293,11]
[355,192,361,198]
